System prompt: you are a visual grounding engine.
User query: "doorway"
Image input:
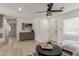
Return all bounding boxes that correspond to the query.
[9,23,16,37]
[7,19,17,39]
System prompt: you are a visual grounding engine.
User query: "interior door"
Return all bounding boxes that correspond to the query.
[9,23,16,37]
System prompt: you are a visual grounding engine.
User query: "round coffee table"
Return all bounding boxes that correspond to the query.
[36,44,62,56]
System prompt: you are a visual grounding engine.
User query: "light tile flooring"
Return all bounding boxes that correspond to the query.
[0,37,72,56]
[0,37,39,56]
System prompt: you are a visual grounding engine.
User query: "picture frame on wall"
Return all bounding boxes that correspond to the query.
[22,23,32,32]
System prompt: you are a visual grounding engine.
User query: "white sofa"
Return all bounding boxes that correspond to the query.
[61,40,79,52]
[60,34,79,53]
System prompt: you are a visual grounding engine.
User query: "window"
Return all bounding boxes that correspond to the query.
[64,17,79,35]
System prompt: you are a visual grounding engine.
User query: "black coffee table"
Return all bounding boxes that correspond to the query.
[36,44,62,56]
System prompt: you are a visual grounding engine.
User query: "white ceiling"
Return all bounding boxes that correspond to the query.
[53,3,79,16]
[0,3,79,19]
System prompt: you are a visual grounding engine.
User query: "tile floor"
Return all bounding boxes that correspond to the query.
[0,37,39,56]
[0,37,72,56]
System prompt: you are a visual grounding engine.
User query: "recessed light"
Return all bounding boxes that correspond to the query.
[18,8,22,11]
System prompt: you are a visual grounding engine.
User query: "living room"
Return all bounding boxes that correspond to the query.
[0,3,79,56]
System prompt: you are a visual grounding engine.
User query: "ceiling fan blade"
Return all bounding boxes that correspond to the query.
[47,3,53,9]
[36,11,46,13]
[47,3,53,11]
[51,10,63,12]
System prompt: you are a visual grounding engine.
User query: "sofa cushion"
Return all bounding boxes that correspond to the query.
[60,40,79,52]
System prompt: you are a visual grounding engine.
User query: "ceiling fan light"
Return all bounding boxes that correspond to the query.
[46,11,52,16]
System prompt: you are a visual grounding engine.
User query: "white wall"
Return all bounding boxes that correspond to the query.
[49,18,58,42]
[33,17,49,42]
[39,19,49,42]
[33,16,59,42]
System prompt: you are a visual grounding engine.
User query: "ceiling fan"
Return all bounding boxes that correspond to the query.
[36,3,63,16]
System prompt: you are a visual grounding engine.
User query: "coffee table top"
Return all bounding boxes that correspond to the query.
[36,44,62,56]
